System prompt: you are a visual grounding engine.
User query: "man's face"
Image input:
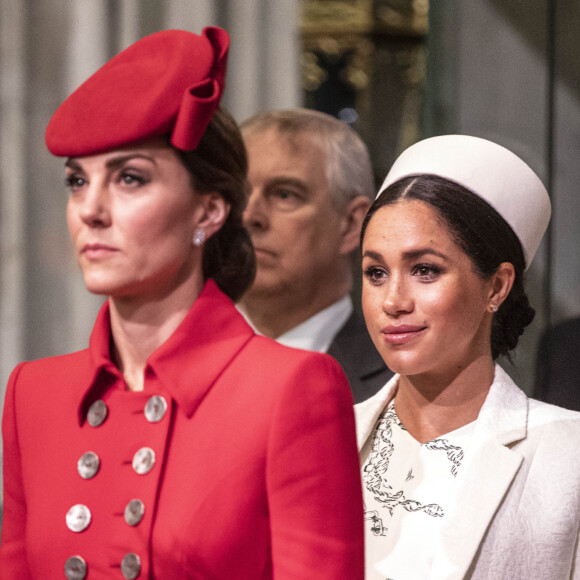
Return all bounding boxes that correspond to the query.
[242,128,348,303]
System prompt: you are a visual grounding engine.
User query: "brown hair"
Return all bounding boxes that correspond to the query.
[177,108,256,302]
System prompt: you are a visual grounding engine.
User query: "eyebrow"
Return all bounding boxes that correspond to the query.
[266,176,309,193]
[65,153,158,172]
[362,248,449,262]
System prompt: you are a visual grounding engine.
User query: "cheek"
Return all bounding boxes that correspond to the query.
[122,204,191,247]
[426,281,486,333]
[361,283,382,325]
[66,204,80,240]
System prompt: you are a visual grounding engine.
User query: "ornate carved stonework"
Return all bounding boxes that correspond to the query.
[300,0,429,179]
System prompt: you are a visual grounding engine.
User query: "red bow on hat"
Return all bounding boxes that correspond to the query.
[46,27,230,157]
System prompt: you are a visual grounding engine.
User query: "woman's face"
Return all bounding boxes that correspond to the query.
[66,139,210,299]
[361,199,495,380]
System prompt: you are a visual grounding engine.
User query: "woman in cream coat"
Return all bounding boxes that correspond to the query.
[357,135,580,579]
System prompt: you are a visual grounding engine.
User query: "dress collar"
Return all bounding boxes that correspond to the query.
[78,280,255,424]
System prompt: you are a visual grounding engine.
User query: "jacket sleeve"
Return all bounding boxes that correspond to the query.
[0,363,33,579]
[265,352,364,579]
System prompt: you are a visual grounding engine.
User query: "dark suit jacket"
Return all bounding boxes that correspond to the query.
[327,310,393,404]
[534,317,580,411]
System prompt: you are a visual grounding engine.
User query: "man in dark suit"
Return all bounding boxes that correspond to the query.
[238,109,392,403]
[534,316,580,411]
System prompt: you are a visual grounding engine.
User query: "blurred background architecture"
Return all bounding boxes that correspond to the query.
[1,0,579,509]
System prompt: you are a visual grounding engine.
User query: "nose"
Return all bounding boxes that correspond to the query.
[243,188,269,233]
[382,273,413,317]
[77,182,111,228]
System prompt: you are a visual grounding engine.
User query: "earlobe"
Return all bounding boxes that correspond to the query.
[339,195,371,255]
[195,192,230,241]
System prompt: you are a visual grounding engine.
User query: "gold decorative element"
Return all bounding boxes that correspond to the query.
[301,0,374,35]
[374,0,429,36]
[301,0,428,36]
[300,0,429,177]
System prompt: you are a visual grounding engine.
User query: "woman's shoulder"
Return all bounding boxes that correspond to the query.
[8,348,92,388]
[528,397,580,427]
[247,334,342,368]
[238,334,352,397]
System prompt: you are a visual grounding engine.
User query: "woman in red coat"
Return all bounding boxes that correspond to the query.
[0,28,364,579]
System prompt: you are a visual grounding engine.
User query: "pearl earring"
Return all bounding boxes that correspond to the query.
[192,229,206,247]
[489,303,498,313]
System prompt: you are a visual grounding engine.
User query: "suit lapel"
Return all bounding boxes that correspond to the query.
[430,365,529,579]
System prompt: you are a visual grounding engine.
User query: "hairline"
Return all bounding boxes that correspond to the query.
[241,109,375,210]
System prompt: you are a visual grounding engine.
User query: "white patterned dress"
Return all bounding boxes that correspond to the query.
[361,401,474,579]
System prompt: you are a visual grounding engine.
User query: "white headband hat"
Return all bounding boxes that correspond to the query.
[377,135,551,269]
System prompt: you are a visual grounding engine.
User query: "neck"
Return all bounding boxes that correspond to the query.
[109,276,204,391]
[394,354,495,443]
[240,275,351,339]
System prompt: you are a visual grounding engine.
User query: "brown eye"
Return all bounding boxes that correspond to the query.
[411,264,441,280]
[364,266,387,284]
[65,175,86,190]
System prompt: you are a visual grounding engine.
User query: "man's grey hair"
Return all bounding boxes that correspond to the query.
[241,108,375,208]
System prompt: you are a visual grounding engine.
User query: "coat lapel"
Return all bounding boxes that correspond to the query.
[354,374,399,451]
[430,365,529,579]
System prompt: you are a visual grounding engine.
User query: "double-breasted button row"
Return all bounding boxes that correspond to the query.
[64,553,141,580]
[65,395,165,576]
[87,395,167,427]
[66,498,145,532]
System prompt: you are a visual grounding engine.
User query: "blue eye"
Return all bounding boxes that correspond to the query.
[120,172,146,186]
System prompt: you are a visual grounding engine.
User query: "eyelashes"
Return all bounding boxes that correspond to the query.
[363,263,443,284]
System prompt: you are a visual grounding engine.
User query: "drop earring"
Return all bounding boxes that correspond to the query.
[192,229,206,247]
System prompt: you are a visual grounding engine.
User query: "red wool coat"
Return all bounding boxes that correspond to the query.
[0,281,364,579]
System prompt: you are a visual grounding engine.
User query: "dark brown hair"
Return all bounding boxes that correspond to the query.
[361,174,534,360]
[176,108,256,302]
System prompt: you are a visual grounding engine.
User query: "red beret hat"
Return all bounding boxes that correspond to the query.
[46,27,229,157]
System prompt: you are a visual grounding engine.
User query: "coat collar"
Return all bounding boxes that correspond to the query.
[78,280,254,424]
[357,364,530,580]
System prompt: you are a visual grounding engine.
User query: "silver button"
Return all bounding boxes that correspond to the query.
[124,499,145,526]
[121,553,141,579]
[77,451,100,479]
[132,447,155,475]
[144,395,167,423]
[64,555,87,580]
[66,504,91,533]
[87,399,108,427]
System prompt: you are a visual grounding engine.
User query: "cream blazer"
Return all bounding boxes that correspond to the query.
[356,365,580,579]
